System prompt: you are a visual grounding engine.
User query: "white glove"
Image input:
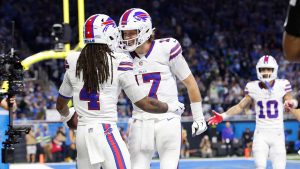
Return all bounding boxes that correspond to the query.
[167,102,185,116]
[61,107,75,123]
[192,118,207,137]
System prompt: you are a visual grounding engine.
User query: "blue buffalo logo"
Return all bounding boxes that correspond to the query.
[102,17,116,32]
[133,12,149,22]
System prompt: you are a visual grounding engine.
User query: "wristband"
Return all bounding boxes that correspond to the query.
[190,102,204,120]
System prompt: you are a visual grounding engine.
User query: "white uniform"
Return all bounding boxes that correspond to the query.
[127,38,191,169]
[59,52,145,169]
[245,79,292,169]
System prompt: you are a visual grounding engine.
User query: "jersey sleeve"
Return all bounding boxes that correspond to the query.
[244,82,253,98]
[117,55,146,103]
[58,70,73,99]
[65,51,80,71]
[119,69,146,103]
[168,38,191,81]
[283,79,292,93]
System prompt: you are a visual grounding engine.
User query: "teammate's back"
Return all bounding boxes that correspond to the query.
[61,51,138,124]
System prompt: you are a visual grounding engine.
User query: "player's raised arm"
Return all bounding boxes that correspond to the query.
[208,95,252,125]
[283,0,300,62]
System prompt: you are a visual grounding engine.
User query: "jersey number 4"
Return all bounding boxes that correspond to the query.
[141,72,161,99]
[257,100,278,119]
[79,88,100,110]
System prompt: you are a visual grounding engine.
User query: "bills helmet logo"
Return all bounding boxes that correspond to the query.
[102,17,116,32]
[133,12,149,22]
[263,55,269,64]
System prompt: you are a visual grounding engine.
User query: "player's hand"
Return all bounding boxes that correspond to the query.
[208,110,224,125]
[191,118,207,137]
[284,101,293,112]
[284,99,298,113]
[168,102,185,115]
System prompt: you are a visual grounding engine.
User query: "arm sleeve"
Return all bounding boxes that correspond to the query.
[244,83,253,99]
[284,80,292,94]
[58,71,73,98]
[168,38,191,81]
[119,70,146,103]
[169,54,192,81]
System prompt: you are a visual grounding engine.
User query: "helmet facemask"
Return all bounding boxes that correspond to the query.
[257,68,276,83]
[119,29,140,52]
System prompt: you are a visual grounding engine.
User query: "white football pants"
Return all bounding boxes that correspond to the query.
[128,117,181,169]
[252,128,286,169]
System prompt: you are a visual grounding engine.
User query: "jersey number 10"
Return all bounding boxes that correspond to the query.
[257,100,278,119]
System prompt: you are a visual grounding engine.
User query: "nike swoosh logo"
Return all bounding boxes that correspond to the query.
[167,117,174,121]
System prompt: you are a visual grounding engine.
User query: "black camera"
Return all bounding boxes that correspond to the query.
[0,39,30,163]
[51,23,71,51]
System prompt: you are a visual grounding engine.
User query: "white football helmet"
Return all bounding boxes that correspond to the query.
[256,55,278,82]
[83,14,119,51]
[118,8,154,52]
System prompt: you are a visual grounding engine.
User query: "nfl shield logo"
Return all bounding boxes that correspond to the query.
[139,61,143,66]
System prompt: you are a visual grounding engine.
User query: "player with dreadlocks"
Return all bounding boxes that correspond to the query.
[56,14,184,169]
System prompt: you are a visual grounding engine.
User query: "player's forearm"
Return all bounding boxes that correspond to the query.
[183,75,202,103]
[134,97,168,113]
[225,96,251,116]
[56,104,70,117]
[225,104,243,116]
[290,109,300,121]
[283,32,300,62]
[143,97,168,113]
[56,99,70,117]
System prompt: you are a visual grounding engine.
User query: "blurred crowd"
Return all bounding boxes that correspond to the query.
[1,0,300,120]
[25,124,76,163]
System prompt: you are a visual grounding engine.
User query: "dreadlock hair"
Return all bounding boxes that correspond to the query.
[76,43,114,93]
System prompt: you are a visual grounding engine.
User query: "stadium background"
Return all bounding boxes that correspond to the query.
[1,0,300,168]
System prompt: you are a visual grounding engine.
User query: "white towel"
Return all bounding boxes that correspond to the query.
[84,124,105,164]
[140,120,155,151]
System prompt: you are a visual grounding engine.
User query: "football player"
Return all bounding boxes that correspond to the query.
[208,55,298,169]
[56,14,184,169]
[118,8,207,169]
[283,0,300,62]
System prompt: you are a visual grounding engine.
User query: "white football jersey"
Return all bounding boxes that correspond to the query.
[128,38,191,120]
[245,79,292,129]
[59,51,145,124]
